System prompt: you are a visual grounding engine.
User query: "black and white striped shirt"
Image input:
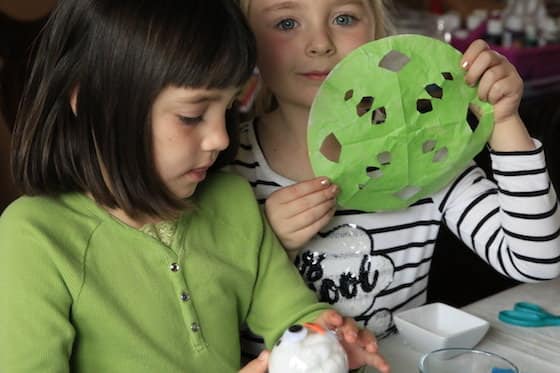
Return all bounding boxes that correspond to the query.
[231,120,560,341]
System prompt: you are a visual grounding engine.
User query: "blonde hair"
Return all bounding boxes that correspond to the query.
[237,0,394,115]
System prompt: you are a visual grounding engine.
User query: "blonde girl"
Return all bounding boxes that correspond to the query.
[232,0,560,352]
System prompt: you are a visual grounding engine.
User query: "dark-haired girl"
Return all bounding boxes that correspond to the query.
[0,1,389,372]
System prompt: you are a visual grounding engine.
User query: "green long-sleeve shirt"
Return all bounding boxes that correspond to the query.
[0,171,328,372]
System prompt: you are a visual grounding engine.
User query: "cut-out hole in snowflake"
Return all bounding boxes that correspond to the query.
[377,151,391,165]
[467,103,481,132]
[379,50,411,72]
[417,99,433,114]
[425,84,443,99]
[371,107,387,125]
[394,185,421,200]
[357,96,374,117]
[442,72,454,80]
[366,166,383,179]
[320,133,342,163]
[433,147,449,162]
[422,140,437,153]
[344,89,354,101]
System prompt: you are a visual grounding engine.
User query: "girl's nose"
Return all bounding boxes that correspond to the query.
[306,28,335,57]
[202,117,229,152]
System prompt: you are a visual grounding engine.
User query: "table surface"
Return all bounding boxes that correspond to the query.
[366,277,560,373]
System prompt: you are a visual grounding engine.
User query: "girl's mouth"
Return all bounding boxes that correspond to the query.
[301,71,330,81]
[187,167,209,181]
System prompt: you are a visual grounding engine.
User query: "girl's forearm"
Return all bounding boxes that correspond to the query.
[488,114,536,152]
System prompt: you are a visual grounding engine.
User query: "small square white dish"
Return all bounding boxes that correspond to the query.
[393,302,489,353]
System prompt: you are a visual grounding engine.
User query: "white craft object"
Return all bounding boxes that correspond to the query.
[269,323,348,373]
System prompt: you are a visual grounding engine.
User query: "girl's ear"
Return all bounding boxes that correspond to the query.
[70,86,79,115]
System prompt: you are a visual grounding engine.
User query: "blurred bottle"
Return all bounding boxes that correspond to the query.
[501,0,525,47]
[525,23,539,47]
[526,0,548,22]
[436,11,461,43]
[485,18,504,46]
[466,12,485,33]
[503,14,525,47]
[539,17,560,45]
[502,0,524,20]
[472,9,489,21]
[525,0,548,47]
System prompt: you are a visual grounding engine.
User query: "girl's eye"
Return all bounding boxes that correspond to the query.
[276,18,297,31]
[179,115,203,125]
[334,14,356,26]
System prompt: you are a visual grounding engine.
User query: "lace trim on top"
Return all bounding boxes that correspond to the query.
[139,220,178,247]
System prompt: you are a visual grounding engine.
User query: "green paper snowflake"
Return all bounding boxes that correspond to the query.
[308,34,494,212]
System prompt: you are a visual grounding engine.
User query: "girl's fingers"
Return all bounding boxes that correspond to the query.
[316,309,344,329]
[340,328,359,343]
[327,310,344,326]
[362,352,391,373]
[267,199,336,250]
[288,204,336,238]
[290,206,335,250]
[278,195,337,230]
[335,317,362,343]
[461,39,490,70]
[460,39,523,112]
[238,350,269,373]
[273,177,333,205]
[266,181,337,219]
[476,64,509,102]
[357,328,378,352]
[325,316,388,372]
[487,77,513,105]
[463,49,503,87]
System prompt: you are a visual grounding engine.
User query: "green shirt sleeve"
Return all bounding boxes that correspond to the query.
[0,198,78,372]
[245,211,331,348]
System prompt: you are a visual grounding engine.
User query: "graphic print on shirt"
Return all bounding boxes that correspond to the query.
[295,224,395,336]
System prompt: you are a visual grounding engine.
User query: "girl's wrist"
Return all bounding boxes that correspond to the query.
[488,114,536,152]
[493,113,523,128]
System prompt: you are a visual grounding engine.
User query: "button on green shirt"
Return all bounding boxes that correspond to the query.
[0,171,329,372]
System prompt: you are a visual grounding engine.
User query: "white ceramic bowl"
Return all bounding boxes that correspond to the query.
[393,302,489,353]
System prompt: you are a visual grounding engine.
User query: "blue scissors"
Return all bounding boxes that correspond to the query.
[498,302,560,327]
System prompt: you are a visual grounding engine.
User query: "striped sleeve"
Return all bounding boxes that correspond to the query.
[435,141,560,282]
[228,121,284,205]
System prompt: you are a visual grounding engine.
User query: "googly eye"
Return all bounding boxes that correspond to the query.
[279,324,308,344]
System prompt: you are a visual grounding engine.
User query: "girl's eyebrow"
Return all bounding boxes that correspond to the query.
[177,93,223,104]
[262,1,299,13]
[337,0,367,7]
[175,90,241,105]
[263,0,364,13]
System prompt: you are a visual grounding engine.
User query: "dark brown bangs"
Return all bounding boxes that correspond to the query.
[160,1,256,89]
